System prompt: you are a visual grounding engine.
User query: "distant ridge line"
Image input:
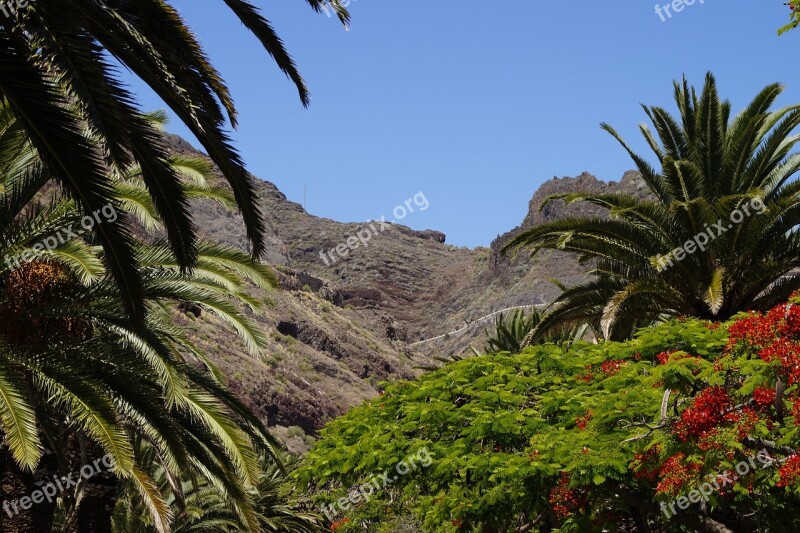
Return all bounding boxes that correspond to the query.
[408,304,548,347]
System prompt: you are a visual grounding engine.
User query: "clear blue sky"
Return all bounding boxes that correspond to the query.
[124,1,800,247]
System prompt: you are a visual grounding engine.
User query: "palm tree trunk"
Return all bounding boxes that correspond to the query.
[73,477,117,533]
[64,447,117,533]
[0,445,57,532]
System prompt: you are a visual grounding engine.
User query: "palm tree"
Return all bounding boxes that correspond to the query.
[0,140,284,531]
[484,309,540,354]
[483,308,591,354]
[0,0,349,321]
[505,74,800,340]
[0,245,279,532]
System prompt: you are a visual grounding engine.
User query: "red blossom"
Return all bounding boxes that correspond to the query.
[791,399,800,426]
[726,408,760,440]
[767,304,800,339]
[778,454,800,487]
[576,411,593,431]
[630,445,661,481]
[753,387,777,409]
[674,386,732,441]
[600,359,626,376]
[697,427,726,451]
[656,453,702,496]
[727,312,776,350]
[759,339,800,385]
[549,472,585,518]
[656,350,678,365]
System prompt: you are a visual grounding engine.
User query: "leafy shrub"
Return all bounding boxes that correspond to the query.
[295,297,800,532]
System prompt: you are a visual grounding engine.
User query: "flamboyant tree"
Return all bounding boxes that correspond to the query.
[296,295,800,532]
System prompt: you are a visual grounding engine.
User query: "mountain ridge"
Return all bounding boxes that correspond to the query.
[164,134,644,449]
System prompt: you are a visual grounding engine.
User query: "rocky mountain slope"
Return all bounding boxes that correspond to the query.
[164,135,646,450]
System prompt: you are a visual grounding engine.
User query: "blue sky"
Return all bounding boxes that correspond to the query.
[124,1,800,247]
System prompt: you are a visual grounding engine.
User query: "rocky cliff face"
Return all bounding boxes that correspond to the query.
[164,135,646,450]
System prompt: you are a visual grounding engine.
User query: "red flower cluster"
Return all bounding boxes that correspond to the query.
[759,339,800,385]
[549,472,584,518]
[600,359,626,376]
[767,304,800,339]
[674,386,732,441]
[727,313,776,349]
[696,409,760,451]
[576,411,593,431]
[778,454,800,488]
[656,350,678,365]
[727,305,800,349]
[655,453,702,496]
[753,386,777,409]
[791,398,800,426]
[630,445,661,482]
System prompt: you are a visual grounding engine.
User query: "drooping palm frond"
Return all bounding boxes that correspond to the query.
[0,151,280,532]
[0,0,349,319]
[113,444,323,533]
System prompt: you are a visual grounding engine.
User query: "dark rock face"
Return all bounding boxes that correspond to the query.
[255,385,341,434]
[276,321,299,339]
[276,269,344,306]
[341,288,383,308]
[417,230,446,243]
[178,301,202,318]
[490,171,648,272]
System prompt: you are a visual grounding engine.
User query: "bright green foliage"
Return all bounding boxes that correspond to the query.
[295,311,800,532]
